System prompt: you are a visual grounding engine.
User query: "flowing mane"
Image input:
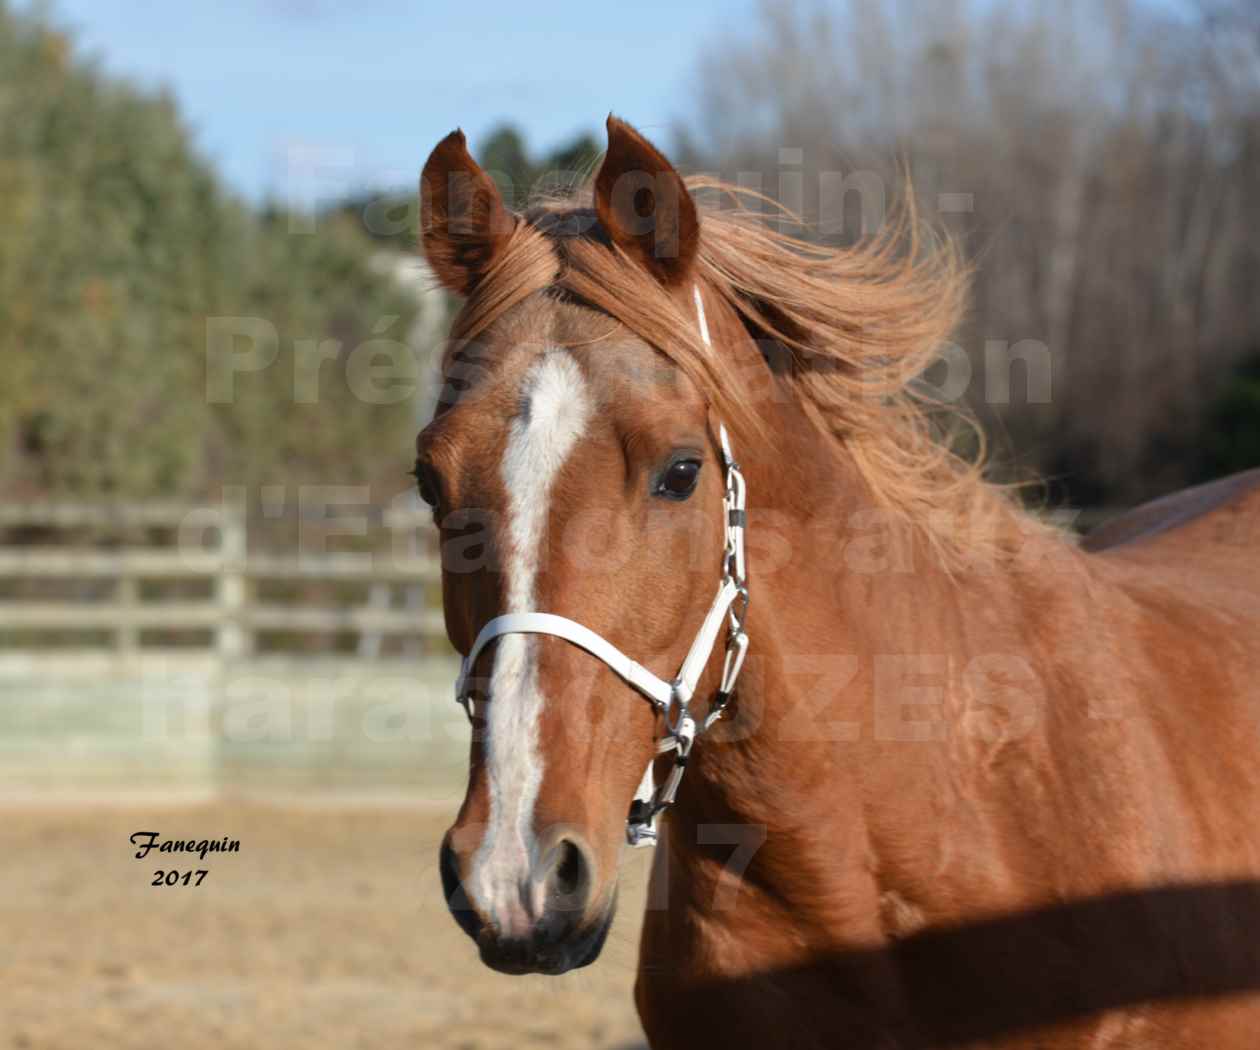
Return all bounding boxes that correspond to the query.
[441,176,1033,566]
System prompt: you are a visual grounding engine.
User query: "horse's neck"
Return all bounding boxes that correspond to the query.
[668,432,1091,934]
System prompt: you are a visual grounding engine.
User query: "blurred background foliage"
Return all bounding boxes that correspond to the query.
[1,0,1258,511]
[0,2,422,504]
[330,124,600,252]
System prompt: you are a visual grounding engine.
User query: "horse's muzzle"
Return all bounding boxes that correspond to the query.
[439,830,615,975]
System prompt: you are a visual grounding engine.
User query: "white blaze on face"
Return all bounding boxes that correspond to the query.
[470,351,593,933]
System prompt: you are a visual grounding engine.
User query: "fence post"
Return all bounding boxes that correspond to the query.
[116,573,139,656]
[217,492,250,661]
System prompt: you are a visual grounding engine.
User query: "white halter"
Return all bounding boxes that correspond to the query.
[453,286,751,847]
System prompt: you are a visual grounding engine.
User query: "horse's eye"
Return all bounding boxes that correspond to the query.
[411,461,440,508]
[657,459,701,500]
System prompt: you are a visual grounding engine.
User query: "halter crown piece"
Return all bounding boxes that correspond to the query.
[453,285,751,848]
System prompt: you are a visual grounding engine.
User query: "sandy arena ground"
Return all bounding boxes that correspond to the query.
[0,801,652,1049]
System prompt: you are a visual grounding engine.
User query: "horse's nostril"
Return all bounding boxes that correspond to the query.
[554,839,582,897]
[546,835,592,914]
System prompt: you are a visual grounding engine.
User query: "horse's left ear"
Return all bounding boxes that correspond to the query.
[594,115,699,286]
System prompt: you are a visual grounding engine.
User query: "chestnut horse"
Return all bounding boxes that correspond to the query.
[417,117,1260,1048]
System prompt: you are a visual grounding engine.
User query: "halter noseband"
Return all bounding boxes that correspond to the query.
[452,286,751,847]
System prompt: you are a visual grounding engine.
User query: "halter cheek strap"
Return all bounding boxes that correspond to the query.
[452,285,751,847]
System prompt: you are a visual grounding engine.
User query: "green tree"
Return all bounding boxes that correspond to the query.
[333,124,601,252]
[480,125,533,207]
[0,2,421,503]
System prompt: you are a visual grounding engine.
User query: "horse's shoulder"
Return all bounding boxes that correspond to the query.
[1081,468,1260,555]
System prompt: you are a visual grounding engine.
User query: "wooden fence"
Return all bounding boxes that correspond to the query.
[0,502,467,795]
[0,501,447,659]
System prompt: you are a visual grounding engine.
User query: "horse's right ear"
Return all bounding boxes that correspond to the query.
[419,130,514,296]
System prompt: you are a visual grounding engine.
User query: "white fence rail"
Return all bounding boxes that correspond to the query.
[0,502,446,659]
[0,502,464,794]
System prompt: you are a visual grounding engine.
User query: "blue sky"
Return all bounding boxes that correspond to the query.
[21,0,752,205]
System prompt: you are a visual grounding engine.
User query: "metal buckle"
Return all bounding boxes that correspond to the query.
[626,810,658,848]
[664,681,691,737]
[728,582,750,632]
